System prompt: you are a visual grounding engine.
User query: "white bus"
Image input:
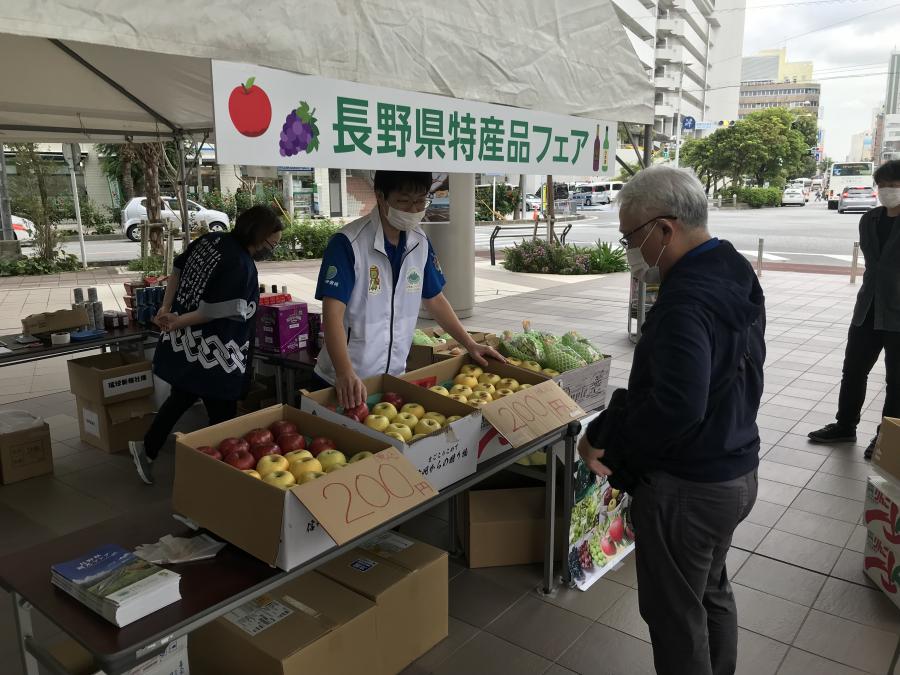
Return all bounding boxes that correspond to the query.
[826,162,874,210]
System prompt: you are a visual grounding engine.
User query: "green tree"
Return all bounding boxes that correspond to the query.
[97,142,142,206]
[8,143,61,262]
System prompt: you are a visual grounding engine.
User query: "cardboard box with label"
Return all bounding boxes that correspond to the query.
[190,572,378,675]
[405,328,496,372]
[865,475,900,545]
[76,397,155,454]
[873,417,900,486]
[48,635,188,675]
[404,354,587,464]
[300,374,481,490]
[68,352,154,405]
[319,533,448,675]
[173,405,436,571]
[864,528,900,610]
[21,307,89,336]
[256,301,309,354]
[0,414,53,484]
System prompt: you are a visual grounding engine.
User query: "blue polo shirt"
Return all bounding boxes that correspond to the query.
[315,232,445,304]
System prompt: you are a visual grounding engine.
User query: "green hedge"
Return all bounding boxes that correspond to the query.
[503,240,628,275]
[275,218,342,260]
[719,186,782,208]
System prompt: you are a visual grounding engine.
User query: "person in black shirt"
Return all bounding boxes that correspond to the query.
[808,160,900,458]
[128,205,284,485]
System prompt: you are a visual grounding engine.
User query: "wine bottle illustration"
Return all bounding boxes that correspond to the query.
[592,125,601,172]
[601,126,610,173]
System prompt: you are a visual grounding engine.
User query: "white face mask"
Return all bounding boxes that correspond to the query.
[879,187,900,209]
[386,206,426,231]
[626,223,666,283]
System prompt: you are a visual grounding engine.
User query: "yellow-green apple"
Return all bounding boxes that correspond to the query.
[284,449,313,463]
[262,470,296,489]
[401,403,426,420]
[506,357,522,366]
[446,415,462,423]
[317,449,347,471]
[364,414,391,432]
[469,400,487,409]
[470,390,493,403]
[324,464,344,473]
[498,378,520,391]
[449,394,468,404]
[289,457,323,481]
[386,423,413,441]
[528,450,547,465]
[256,454,290,477]
[472,383,495,396]
[477,373,501,386]
[522,361,541,372]
[299,471,325,484]
[349,451,374,463]
[542,368,560,376]
[371,402,398,421]
[410,434,427,441]
[385,431,408,443]
[453,374,478,388]
[459,364,483,378]
[414,418,442,436]
[429,385,450,397]
[394,412,419,429]
[423,411,447,426]
[449,384,473,398]
[493,388,516,399]
[519,383,533,390]
[242,469,262,479]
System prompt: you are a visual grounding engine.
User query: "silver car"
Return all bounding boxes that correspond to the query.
[837,187,878,214]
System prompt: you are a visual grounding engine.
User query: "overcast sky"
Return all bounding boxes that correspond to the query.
[741,0,900,162]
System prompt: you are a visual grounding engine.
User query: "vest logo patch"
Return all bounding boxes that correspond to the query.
[325,265,338,281]
[368,265,382,295]
[406,268,422,292]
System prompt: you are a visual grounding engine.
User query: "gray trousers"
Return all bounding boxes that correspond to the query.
[631,468,758,675]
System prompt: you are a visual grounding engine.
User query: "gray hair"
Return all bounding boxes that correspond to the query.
[617,165,709,230]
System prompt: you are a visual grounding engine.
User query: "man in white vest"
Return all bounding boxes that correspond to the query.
[313,171,502,408]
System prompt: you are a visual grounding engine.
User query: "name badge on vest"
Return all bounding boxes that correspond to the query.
[368,265,382,295]
[406,267,423,293]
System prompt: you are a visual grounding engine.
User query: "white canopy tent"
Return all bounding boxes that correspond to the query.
[0,0,653,308]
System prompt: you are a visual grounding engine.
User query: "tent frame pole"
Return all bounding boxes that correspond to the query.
[175,136,191,251]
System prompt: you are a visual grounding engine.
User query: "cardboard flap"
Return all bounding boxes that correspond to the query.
[291,448,436,546]
[482,380,585,447]
[874,417,900,486]
[107,397,156,424]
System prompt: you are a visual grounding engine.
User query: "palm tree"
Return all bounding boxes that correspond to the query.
[97,142,142,205]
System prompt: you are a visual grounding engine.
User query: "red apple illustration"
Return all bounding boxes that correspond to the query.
[228,77,272,137]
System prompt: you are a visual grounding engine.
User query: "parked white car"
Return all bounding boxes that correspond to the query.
[10,215,35,241]
[120,197,230,242]
[570,183,612,207]
[781,188,806,206]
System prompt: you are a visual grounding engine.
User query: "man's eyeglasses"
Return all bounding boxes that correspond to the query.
[392,196,432,211]
[619,215,676,248]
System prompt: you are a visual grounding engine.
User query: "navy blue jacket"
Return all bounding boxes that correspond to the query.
[587,239,765,483]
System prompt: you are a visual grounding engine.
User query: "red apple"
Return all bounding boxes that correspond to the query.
[197,445,223,461]
[251,443,282,461]
[269,420,298,438]
[277,432,306,452]
[219,437,249,456]
[344,403,369,422]
[244,428,274,447]
[600,534,617,557]
[224,450,255,470]
[309,437,337,457]
[228,77,272,138]
[609,516,625,543]
[380,392,405,409]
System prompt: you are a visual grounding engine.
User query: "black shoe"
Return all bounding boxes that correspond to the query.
[864,437,878,461]
[808,423,857,444]
[128,441,154,485]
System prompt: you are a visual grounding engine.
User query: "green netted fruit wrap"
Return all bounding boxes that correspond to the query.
[499,330,532,361]
[412,329,435,346]
[542,338,587,372]
[562,331,603,363]
[511,322,546,362]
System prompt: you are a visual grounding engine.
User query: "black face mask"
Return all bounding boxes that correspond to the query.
[253,244,274,261]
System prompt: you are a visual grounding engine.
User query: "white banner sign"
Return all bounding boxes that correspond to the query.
[213,61,616,177]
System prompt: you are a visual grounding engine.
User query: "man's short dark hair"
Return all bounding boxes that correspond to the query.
[874,160,900,186]
[373,171,432,198]
[231,205,284,248]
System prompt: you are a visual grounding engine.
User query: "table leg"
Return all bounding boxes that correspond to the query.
[561,421,579,586]
[447,494,463,558]
[542,442,558,595]
[274,364,284,404]
[286,368,296,407]
[13,592,40,675]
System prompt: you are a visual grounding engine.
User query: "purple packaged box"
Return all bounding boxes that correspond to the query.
[255,301,309,354]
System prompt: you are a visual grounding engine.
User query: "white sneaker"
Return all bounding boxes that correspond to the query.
[128,441,154,485]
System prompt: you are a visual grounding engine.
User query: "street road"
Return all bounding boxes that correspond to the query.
[50,200,865,267]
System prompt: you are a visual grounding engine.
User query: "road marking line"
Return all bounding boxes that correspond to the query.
[737,250,788,261]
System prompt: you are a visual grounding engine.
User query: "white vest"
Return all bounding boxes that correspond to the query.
[315,209,430,384]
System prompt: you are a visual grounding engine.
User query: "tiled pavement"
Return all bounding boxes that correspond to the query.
[0,265,897,674]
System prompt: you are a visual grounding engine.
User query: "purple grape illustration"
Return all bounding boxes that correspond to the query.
[279,101,320,156]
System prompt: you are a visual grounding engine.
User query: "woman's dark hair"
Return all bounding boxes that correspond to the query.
[231,205,284,248]
[373,171,432,198]
[874,160,900,186]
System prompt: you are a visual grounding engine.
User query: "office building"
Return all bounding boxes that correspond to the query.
[848,132,874,163]
[886,52,900,116]
[738,49,819,119]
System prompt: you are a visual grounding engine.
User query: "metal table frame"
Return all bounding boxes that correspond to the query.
[5,421,581,675]
[0,327,150,367]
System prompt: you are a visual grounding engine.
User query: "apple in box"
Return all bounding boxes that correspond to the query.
[224,450,255,470]
[269,420,297,438]
[344,403,369,423]
[197,445,223,461]
[277,432,306,453]
[380,392,405,409]
[251,443,282,461]
[244,428,274,447]
[218,437,249,456]
[309,436,337,457]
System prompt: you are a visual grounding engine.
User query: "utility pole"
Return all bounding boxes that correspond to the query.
[545,174,555,242]
[0,145,13,240]
[674,60,686,168]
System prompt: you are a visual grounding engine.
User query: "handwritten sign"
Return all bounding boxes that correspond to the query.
[292,448,436,545]
[482,380,585,448]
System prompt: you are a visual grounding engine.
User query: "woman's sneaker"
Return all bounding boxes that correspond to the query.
[128,441,154,485]
[807,423,857,444]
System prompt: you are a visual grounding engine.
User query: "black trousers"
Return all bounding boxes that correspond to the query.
[836,318,900,430]
[144,387,237,459]
[632,469,757,675]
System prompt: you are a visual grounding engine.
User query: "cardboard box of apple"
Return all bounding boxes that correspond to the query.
[194,417,377,491]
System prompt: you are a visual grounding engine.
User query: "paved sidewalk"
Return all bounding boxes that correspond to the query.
[0,265,897,674]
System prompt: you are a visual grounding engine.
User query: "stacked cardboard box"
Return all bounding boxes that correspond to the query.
[255,302,309,354]
[0,411,53,484]
[67,353,156,453]
[190,536,448,675]
[866,418,900,608]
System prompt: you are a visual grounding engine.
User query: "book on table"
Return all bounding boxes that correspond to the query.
[50,544,181,627]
